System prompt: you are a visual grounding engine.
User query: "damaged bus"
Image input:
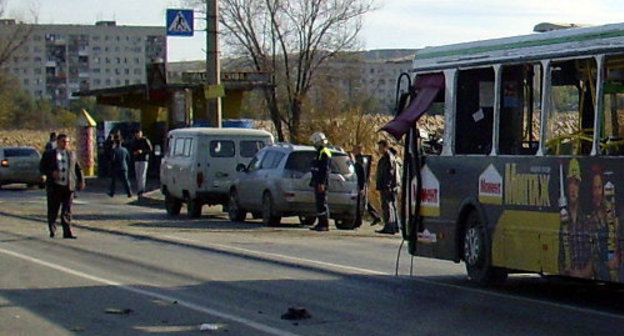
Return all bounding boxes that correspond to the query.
[384,23,624,285]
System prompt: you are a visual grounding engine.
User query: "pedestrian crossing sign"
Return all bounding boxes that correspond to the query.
[166,9,194,37]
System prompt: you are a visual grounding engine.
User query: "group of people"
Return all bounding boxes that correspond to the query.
[308,132,402,234]
[105,129,153,198]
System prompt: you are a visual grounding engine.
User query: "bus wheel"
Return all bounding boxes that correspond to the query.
[463,211,507,285]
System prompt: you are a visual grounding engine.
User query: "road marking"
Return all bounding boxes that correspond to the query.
[0,247,303,336]
[161,236,624,321]
[162,235,388,276]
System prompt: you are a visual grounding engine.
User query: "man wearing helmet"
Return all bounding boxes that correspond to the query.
[309,132,332,231]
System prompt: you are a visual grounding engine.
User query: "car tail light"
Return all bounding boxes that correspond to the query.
[0,159,8,167]
[285,192,295,201]
[197,172,204,188]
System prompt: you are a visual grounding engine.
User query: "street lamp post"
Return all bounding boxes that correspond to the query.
[206,0,222,127]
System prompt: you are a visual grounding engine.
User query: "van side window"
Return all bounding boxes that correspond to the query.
[240,140,266,158]
[210,140,235,157]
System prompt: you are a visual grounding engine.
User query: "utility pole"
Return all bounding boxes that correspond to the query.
[206,0,222,127]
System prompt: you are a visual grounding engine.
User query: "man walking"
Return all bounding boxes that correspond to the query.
[39,134,85,239]
[352,145,381,227]
[108,138,132,198]
[375,140,399,234]
[130,129,153,196]
[309,132,332,232]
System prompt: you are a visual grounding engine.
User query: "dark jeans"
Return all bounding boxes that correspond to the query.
[109,169,131,196]
[46,184,74,237]
[314,187,329,227]
[380,189,398,232]
[355,188,381,227]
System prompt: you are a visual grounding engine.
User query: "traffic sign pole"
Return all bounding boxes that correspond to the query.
[206,0,222,128]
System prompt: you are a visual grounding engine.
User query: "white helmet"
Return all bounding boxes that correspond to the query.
[310,132,328,146]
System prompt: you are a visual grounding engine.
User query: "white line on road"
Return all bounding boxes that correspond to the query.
[0,246,303,336]
[161,235,624,321]
[162,235,389,276]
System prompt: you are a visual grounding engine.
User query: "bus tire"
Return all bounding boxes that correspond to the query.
[463,211,507,285]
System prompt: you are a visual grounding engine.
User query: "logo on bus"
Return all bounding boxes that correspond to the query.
[419,165,440,217]
[479,164,503,205]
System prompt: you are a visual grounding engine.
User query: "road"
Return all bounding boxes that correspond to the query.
[1,185,624,335]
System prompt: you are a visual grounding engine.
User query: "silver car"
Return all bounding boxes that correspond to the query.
[228,144,359,229]
[0,146,45,188]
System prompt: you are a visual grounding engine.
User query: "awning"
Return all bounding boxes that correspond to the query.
[381,73,445,139]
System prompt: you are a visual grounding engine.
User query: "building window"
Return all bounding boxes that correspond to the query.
[124,68,129,75]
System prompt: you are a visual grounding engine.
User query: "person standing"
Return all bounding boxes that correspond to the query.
[352,145,381,227]
[375,140,399,234]
[130,129,153,196]
[309,132,332,232]
[39,134,85,239]
[44,132,57,152]
[108,138,132,198]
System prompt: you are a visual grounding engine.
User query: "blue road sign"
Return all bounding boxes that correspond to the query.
[166,9,194,37]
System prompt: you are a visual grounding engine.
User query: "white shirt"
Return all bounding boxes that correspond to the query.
[55,150,69,186]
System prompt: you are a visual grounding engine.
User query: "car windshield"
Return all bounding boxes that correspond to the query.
[284,150,354,175]
[4,148,38,157]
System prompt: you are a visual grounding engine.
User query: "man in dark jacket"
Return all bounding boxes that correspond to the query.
[108,138,132,198]
[39,134,85,239]
[375,140,399,234]
[309,132,332,232]
[130,129,153,196]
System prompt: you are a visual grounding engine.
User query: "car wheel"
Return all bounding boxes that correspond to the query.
[334,216,357,230]
[228,190,247,222]
[262,192,281,226]
[463,211,507,285]
[298,215,316,226]
[165,193,182,216]
[187,198,202,218]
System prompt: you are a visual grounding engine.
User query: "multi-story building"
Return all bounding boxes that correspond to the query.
[0,20,166,106]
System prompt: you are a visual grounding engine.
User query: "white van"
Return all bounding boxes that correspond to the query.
[160,127,274,217]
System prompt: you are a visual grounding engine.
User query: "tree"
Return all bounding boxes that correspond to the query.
[186,0,376,142]
[0,0,36,76]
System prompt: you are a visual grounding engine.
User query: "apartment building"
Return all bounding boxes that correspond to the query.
[0,20,166,106]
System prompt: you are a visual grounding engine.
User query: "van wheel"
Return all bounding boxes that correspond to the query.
[187,199,202,218]
[228,190,247,222]
[165,193,182,216]
[298,216,316,226]
[463,211,507,285]
[262,192,281,226]
[335,216,357,230]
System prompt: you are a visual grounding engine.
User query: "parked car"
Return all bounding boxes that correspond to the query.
[160,127,274,218]
[228,143,359,229]
[0,146,45,188]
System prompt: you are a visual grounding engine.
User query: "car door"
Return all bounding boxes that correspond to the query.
[237,150,266,209]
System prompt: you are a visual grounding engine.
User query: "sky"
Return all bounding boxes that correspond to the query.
[5,0,624,62]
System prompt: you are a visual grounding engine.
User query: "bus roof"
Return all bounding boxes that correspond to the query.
[412,22,624,72]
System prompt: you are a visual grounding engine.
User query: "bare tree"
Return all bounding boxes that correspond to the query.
[0,0,36,75]
[186,0,376,141]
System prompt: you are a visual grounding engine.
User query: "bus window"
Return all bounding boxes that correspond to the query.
[545,58,597,156]
[499,64,542,155]
[602,55,624,155]
[455,68,495,155]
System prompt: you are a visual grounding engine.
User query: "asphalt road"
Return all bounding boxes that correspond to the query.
[1,184,624,335]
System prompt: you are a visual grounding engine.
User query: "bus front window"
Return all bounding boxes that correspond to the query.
[602,55,624,156]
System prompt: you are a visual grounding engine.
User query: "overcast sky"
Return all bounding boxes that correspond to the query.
[5,0,624,61]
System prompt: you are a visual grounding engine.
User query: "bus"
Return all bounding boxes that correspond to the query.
[384,22,624,285]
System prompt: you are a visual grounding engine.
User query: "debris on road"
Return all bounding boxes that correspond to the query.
[199,322,227,331]
[281,307,311,320]
[105,308,134,315]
